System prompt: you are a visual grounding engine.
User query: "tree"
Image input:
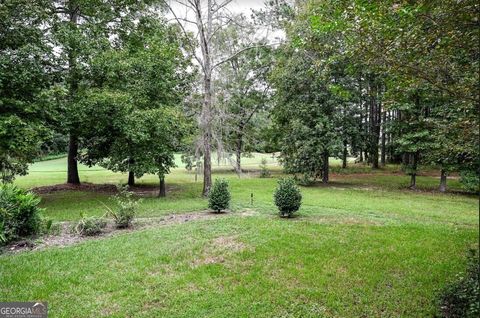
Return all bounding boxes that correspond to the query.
[272,0,371,183]
[272,44,340,184]
[212,17,273,174]
[0,0,53,182]
[50,0,152,184]
[111,108,186,197]
[165,0,275,195]
[80,17,192,193]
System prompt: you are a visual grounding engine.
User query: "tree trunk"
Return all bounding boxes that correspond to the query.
[200,67,212,196]
[371,86,380,169]
[159,175,166,197]
[197,1,213,197]
[386,110,392,163]
[67,134,80,184]
[439,169,447,192]
[409,173,416,189]
[202,131,212,196]
[322,151,329,184]
[342,139,347,169]
[408,153,418,190]
[66,7,80,185]
[358,74,365,164]
[381,110,386,166]
[128,171,135,186]
[235,131,243,176]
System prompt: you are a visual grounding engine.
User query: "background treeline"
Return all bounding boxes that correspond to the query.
[1,0,478,194]
[267,0,479,191]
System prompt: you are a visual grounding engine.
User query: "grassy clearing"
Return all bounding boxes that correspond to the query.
[1,155,478,317]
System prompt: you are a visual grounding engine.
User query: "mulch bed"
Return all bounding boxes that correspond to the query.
[30,182,171,197]
[1,211,231,254]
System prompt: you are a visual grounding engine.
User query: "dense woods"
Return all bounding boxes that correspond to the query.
[1,0,478,193]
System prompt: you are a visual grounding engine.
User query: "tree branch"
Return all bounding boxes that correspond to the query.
[212,43,278,70]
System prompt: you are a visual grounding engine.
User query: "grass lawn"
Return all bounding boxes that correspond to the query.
[1,155,478,317]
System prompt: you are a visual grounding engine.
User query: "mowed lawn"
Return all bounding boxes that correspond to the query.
[1,155,478,317]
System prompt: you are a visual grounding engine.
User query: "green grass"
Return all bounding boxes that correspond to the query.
[1,155,478,317]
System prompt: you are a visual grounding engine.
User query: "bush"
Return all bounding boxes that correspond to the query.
[208,179,231,213]
[460,170,479,193]
[73,215,107,236]
[0,184,42,244]
[39,218,60,236]
[438,249,479,318]
[259,158,271,178]
[109,185,138,228]
[274,178,302,217]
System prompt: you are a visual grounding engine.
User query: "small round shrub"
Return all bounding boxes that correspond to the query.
[208,178,231,213]
[0,184,42,244]
[274,178,302,217]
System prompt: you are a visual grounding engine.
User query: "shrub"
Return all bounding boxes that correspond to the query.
[109,185,138,228]
[259,158,271,178]
[274,178,302,217]
[460,170,479,193]
[208,178,231,213]
[438,250,479,318]
[39,218,60,236]
[73,215,107,236]
[0,184,42,244]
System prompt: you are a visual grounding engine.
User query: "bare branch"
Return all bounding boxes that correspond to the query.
[162,0,205,72]
[212,43,278,70]
[211,0,234,15]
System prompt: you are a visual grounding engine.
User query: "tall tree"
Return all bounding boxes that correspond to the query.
[272,44,340,184]
[51,0,152,184]
[166,0,273,195]
[212,17,273,174]
[80,16,192,190]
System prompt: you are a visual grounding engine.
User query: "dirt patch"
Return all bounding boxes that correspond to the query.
[192,235,247,267]
[212,235,246,252]
[239,209,260,217]
[2,211,230,254]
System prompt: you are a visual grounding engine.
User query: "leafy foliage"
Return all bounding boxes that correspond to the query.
[109,186,139,228]
[0,0,54,182]
[0,184,42,244]
[273,178,302,217]
[73,215,107,237]
[459,170,479,193]
[82,18,192,186]
[208,179,231,213]
[212,17,274,172]
[259,158,271,178]
[438,250,479,318]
